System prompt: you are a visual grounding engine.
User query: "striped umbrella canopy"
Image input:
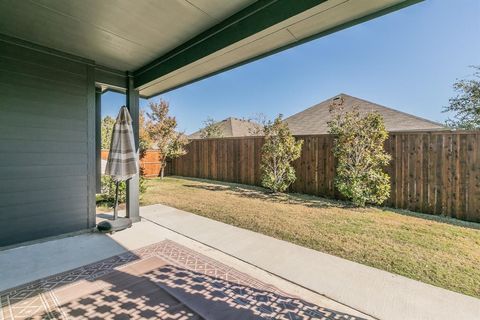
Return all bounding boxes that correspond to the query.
[105,106,138,181]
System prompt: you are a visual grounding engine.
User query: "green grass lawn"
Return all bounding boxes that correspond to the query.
[139,176,480,298]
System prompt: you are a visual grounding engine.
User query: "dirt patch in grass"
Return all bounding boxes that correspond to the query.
[140,176,480,298]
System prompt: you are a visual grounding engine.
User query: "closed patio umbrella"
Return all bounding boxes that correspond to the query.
[99,106,138,232]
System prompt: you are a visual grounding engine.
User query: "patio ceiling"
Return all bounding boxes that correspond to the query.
[0,0,421,97]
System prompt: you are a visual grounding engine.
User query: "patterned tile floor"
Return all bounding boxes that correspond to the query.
[0,240,365,320]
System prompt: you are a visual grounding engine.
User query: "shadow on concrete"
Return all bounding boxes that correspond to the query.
[33,262,365,320]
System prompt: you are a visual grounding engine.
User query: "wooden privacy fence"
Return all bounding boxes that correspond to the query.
[170,131,480,223]
[101,150,169,177]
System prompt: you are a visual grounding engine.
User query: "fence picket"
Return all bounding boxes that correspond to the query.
[163,131,480,222]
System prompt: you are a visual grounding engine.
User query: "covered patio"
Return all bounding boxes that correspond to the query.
[1,206,372,319]
[0,0,422,247]
[2,204,479,319]
[3,0,461,319]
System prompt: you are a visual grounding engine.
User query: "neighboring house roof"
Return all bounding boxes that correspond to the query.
[189,117,262,139]
[285,94,445,135]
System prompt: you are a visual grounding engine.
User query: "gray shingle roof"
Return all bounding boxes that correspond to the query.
[285,94,445,135]
[189,117,262,139]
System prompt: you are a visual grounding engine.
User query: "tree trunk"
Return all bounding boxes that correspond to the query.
[160,156,167,179]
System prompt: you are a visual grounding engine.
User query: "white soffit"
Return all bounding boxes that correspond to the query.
[139,0,406,97]
[0,0,255,71]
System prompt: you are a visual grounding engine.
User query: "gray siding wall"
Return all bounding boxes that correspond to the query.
[0,41,95,247]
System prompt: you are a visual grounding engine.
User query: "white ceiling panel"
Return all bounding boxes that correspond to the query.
[288,0,402,39]
[0,0,254,70]
[141,28,297,97]
[0,0,419,96]
[187,0,256,21]
[139,0,412,96]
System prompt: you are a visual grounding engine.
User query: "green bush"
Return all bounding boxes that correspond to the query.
[260,115,303,193]
[328,104,391,207]
[99,175,148,207]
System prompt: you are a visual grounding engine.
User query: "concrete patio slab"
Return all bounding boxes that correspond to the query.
[140,204,480,320]
[0,212,369,319]
[0,233,126,292]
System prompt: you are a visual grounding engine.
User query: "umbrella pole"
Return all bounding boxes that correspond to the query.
[113,180,119,220]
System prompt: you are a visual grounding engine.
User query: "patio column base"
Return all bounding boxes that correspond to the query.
[97,217,133,232]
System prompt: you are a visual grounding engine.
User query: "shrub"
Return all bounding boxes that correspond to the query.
[328,101,391,206]
[99,175,148,206]
[146,100,188,178]
[260,115,303,193]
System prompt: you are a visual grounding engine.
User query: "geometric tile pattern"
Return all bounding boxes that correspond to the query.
[0,240,365,319]
[55,265,201,320]
[145,265,363,320]
[1,251,141,320]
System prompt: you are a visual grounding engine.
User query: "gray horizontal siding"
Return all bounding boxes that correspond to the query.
[0,109,86,132]
[0,41,88,75]
[1,87,88,119]
[0,176,87,193]
[0,153,87,167]
[0,56,87,84]
[0,187,87,208]
[0,40,93,247]
[0,165,87,179]
[0,213,87,245]
[0,72,87,97]
[0,126,87,142]
[0,140,87,154]
[0,198,87,223]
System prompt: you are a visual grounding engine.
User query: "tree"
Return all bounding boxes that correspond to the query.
[328,101,391,207]
[260,115,303,193]
[138,110,152,156]
[200,117,224,138]
[101,116,116,149]
[246,113,267,136]
[102,111,151,152]
[443,66,480,130]
[147,100,188,178]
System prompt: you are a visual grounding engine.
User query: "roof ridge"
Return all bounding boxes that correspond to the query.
[343,94,444,127]
[284,95,337,120]
[285,93,443,127]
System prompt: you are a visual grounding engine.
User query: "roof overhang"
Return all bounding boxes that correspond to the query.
[0,0,422,98]
[135,0,422,98]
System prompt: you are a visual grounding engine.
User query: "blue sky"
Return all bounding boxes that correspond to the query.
[102,0,480,134]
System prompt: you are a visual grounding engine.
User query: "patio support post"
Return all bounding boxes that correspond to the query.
[86,66,97,229]
[95,87,102,194]
[126,72,140,222]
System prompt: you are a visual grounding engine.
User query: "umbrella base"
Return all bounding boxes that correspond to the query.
[97,217,132,233]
